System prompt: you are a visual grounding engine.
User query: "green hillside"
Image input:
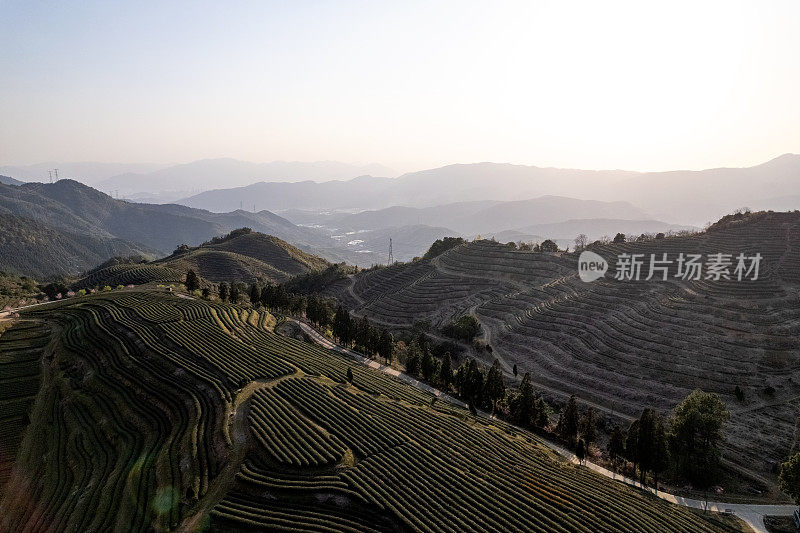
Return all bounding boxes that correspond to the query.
[0,290,739,532]
[0,215,154,278]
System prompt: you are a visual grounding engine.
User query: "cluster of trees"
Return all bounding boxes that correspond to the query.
[441,315,481,342]
[424,237,467,259]
[555,395,599,464]
[779,452,800,505]
[507,239,560,253]
[331,307,394,363]
[606,390,730,490]
[608,409,669,486]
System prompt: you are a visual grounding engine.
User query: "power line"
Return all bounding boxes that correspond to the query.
[388,238,393,266]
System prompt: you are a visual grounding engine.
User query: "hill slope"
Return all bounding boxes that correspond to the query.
[0,175,22,186]
[0,290,738,532]
[325,211,800,479]
[0,215,155,278]
[152,230,331,284]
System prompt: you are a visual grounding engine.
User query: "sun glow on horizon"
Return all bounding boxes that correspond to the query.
[1,0,799,173]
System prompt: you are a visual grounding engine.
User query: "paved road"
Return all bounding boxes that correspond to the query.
[288,318,797,533]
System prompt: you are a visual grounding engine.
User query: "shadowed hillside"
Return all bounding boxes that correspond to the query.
[0,215,155,278]
[324,211,800,480]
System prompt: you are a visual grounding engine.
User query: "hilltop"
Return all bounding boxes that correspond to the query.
[0,288,741,532]
[323,210,800,481]
[153,229,331,284]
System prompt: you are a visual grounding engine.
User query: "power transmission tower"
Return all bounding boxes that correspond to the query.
[48,170,53,184]
[54,168,59,180]
[388,238,393,266]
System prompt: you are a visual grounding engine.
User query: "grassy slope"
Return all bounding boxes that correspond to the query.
[0,290,742,532]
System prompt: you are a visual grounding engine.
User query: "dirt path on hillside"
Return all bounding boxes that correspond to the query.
[177,372,299,532]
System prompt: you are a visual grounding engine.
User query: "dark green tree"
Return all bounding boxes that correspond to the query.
[579,407,598,448]
[669,389,730,487]
[484,360,505,415]
[637,408,657,485]
[511,372,536,426]
[378,330,394,364]
[229,284,240,303]
[332,306,352,345]
[346,367,354,384]
[540,239,559,252]
[406,340,421,377]
[249,283,261,305]
[625,419,640,473]
[576,439,586,465]
[652,416,670,491]
[438,351,453,388]
[559,395,580,446]
[608,425,625,471]
[512,364,518,378]
[185,269,200,291]
[534,398,548,427]
[613,232,626,244]
[219,282,229,302]
[779,452,800,505]
[420,347,435,381]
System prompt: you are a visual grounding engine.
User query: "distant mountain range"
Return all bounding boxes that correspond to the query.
[0,162,166,184]
[0,180,385,277]
[0,159,396,201]
[321,196,651,234]
[96,159,395,197]
[283,197,694,257]
[179,154,800,226]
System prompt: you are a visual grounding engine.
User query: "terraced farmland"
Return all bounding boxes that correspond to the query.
[328,211,800,479]
[0,289,740,531]
[75,263,184,288]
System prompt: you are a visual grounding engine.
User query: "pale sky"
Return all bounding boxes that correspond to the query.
[1,0,799,173]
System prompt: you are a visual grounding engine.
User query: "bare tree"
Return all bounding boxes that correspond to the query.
[574,234,588,252]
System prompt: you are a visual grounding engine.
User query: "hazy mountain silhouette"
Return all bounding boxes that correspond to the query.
[606,153,800,224]
[178,155,800,226]
[97,158,396,196]
[0,162,166,184]
[321,197,649,235]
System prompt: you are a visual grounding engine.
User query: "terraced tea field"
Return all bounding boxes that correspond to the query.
[76,263,184,288]
[328,212,800,480]
[0,290,742,531]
